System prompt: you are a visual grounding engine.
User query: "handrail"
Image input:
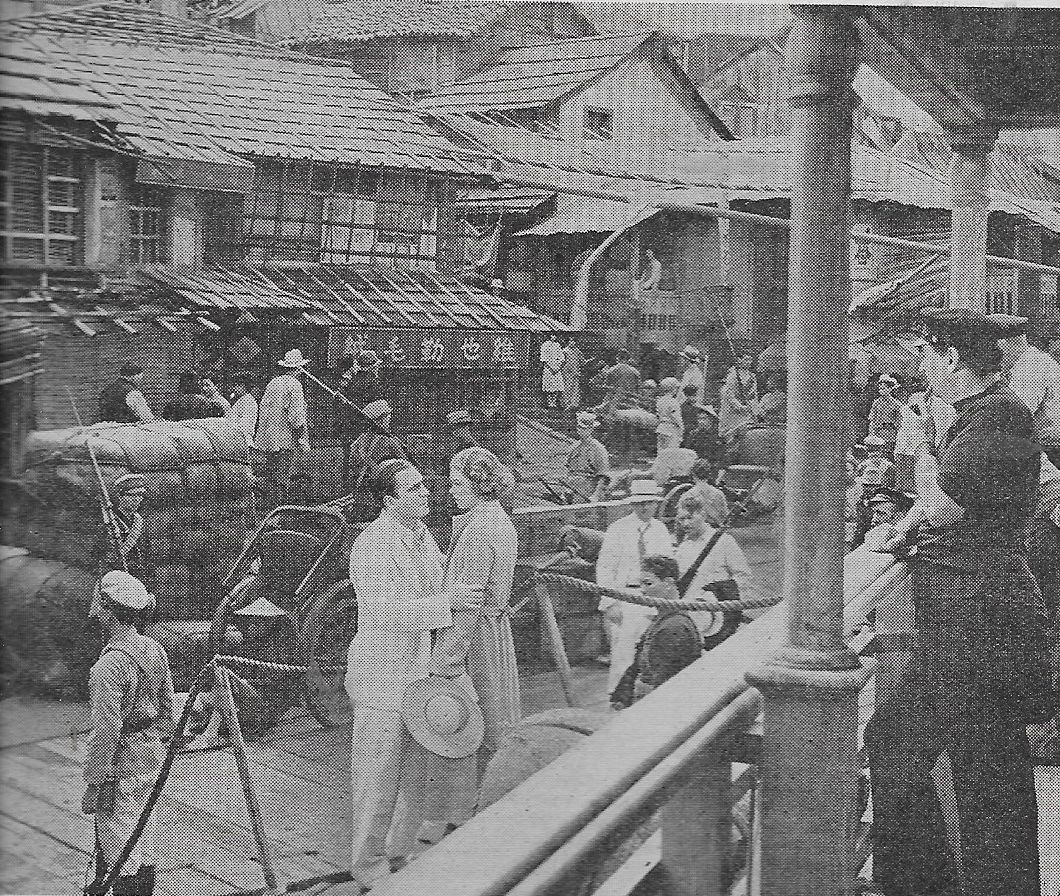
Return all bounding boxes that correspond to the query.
[376,548,909,896]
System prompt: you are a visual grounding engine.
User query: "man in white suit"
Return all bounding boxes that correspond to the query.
[345,459,453,891]
[595,479,674,701]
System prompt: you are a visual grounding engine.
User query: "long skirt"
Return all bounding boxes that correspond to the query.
[467,613,521,755]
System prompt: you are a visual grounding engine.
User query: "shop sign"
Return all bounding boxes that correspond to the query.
[328,328,528,369]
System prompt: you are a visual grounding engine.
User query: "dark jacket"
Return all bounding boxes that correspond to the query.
[99,380,138,423]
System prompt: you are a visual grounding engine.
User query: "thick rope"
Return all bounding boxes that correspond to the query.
[536,572,782,613]
[214,654,311,673]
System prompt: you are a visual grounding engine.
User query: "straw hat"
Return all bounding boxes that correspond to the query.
[278,349,309,369]
[401,677,485,759]
[575,411,600,429]
[679,346,701,362]
[626,479,664,503]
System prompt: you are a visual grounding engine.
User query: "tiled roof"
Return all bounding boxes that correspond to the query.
[419,32,656,113]
[226,0,504,45]
[573,3,793,40]
[0,2,475,173]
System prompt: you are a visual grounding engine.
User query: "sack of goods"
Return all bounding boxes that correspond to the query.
[0,547,99,698]
[15,418,255,620]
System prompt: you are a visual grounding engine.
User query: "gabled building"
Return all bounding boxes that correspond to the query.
[416,31,730,357]
[216,0,596,97]
[0,2,571,450]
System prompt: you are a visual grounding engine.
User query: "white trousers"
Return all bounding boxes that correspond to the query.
[606,604,655,695]
[348,705,475,887]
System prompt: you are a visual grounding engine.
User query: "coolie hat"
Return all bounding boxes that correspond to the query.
[401,677,485,758]
[679,346,702,362]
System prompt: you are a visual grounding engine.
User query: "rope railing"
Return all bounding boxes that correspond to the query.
[376,549,909,896]
[536,571,783,614]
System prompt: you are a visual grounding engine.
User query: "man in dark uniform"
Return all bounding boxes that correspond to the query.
[867,308,1054,896]
[92,474,154,593]
[99,364,155,424]
[346,400,407,521]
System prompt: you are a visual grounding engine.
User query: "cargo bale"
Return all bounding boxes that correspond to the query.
[0,551,98,698]
[142,498,256,541]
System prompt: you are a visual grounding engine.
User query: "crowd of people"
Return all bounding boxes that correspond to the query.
[81,311,1058,895]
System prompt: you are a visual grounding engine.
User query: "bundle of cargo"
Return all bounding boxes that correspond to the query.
[0,548,98,698]
[17,418,254,619]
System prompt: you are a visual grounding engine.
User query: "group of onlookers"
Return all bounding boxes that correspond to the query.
[594,473,750,708]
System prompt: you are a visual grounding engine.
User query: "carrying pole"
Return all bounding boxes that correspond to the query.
[301,369,390,438]
[213,666,284,896]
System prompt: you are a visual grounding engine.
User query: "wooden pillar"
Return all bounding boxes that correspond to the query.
[948,128,997,311]
[746,9,864,896]
[1016,222,1044,326]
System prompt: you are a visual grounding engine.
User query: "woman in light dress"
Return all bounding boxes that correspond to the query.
[433,447,521,779]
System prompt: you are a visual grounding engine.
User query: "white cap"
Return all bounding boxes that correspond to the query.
[98,571,153,611]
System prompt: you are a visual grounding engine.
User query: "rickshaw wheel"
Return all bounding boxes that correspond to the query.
[299,579,357,728]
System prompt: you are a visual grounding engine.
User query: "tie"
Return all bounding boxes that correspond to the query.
[637,524,648,562]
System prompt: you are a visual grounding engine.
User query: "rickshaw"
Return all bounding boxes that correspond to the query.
[205,505,357,735]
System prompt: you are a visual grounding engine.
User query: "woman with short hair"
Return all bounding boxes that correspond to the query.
[433,448,520,774]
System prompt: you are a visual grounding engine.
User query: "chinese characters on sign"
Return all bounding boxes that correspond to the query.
[328,329,528,369]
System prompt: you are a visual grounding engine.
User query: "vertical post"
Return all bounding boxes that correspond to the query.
[746,8,865,896]
[659,747,731,896]
[948,128,997,311]
[213,666,283,896]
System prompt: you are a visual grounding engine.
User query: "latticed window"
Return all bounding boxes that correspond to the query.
[0,142,83,266]
[130,186,168,264]
[244,160,441,266]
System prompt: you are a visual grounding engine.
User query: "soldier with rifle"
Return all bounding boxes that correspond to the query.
[91,473,154,592]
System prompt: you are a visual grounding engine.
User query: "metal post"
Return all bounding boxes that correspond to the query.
[746,8,865,896]
[948,128,998,310]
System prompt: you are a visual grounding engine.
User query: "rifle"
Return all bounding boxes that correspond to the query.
[66,387,128,572]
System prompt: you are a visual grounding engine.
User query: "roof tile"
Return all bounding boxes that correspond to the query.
[0,2,477,174]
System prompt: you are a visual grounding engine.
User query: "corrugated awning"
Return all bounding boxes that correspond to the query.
[138,266,573,333]
[457,186,554,215]
[513,198,659,236]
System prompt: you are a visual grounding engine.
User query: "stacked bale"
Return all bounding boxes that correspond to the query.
[20,418,254,613]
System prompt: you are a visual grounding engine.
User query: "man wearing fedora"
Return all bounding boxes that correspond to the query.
[345,459,464,891]
[82,571,174,896]
[254,350,310,512]
[595,478,674,699]
[565,411,611,503]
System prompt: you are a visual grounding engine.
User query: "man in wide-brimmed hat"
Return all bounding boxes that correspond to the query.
[678,345,706,407]
[254,349,310,512]
[595,478,674,697]
[564,411,610,502]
